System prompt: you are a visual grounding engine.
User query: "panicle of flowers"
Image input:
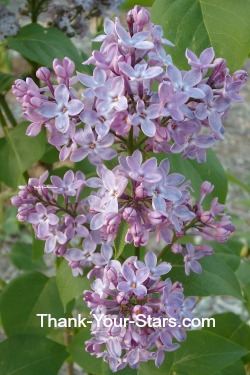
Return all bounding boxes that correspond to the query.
[12,5,247,165]
[84,251,196,372]
[10,4,246,372]
[11,169,114,276]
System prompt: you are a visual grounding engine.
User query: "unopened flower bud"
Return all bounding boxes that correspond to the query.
[201,181,214,195]
[233,70,247,83]
[123,207,137,222]
[135,184,147,199]
[200,211,214,224]
[137,8,150,27]
[172,243,183,254]
[36,67,51,81]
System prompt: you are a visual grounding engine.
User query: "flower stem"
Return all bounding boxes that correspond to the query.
[157,218,198,261]
[0,94,17,127]
[136,136,148,149]
[0,107,8,134]
[64,327,74,375]
[127,126,134,155]
[109,129,127,144]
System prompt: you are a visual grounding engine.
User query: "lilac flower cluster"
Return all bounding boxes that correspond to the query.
[12,6,247,164]
[84,252,196,371]
[11,4,246,372]
[11,154,233,277]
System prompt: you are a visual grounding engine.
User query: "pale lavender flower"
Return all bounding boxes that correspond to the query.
[49,126,78,161]
[80,109,113,138]
[118,264,149,296]
[186,47,215,72]
[64,215,89,239]
[158,82,188,120]
[27,203,58,237]
[95,76,128,112]
[101,169,128,212]
[71,125,116,165]
[144,158,184,210]
[50,170,84,196]
[45,225,67,253]
[195,84,230,133]
[77,67,107,97]
[131,100,159,137]
[118,62,163,81]
[119,150,162,183]
[40,84,84,133]
[137,251,171,279]
[115,22,154,49]
[183,243,213,276]
[167,65,205,99]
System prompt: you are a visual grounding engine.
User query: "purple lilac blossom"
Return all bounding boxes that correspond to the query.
[84,253,195,371]
[10,4,245,372]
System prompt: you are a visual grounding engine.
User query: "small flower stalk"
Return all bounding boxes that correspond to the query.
[11,4,246,372]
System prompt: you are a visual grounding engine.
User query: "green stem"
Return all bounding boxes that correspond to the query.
[127,126,134,155]
[0,94,17,127]
[157,218,198,261]
[109,129,127,144]
[136,245,140,260]
[64,327,74,375]
[0,107,8,134]
[136,136,148,150]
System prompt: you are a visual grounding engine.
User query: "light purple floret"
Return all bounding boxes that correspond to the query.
[40,84,84,133]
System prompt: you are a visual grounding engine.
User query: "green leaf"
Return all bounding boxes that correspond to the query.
[138,353,174,375]
[235,260,250,287]
[227,171,250,194]
[32,235,45,261]
[114,220,130,259]
[1,272,65,336]
[155,149,228,205]
[211,240,242,271]
[0,72,15,93]
[39,144,59,164]
[214,360,246,375]
[151,0,250,72]
[122,0,155,8]
[172,330,248,375]
[166,253,243,300]
[68,328,102,375]
[0,335,67,375]
[243,282,250,316]
[9,242,46,271]
[0,122,46,189]
[203,313,250,364]
[102,330,248,375]
[7,24,90,72]
[102,358,175,375]
[102,362,137,375]
[56,259,90,312]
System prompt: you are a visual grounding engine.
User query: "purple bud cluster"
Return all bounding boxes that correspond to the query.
[11,4,246,372]
[84,252,196,371]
